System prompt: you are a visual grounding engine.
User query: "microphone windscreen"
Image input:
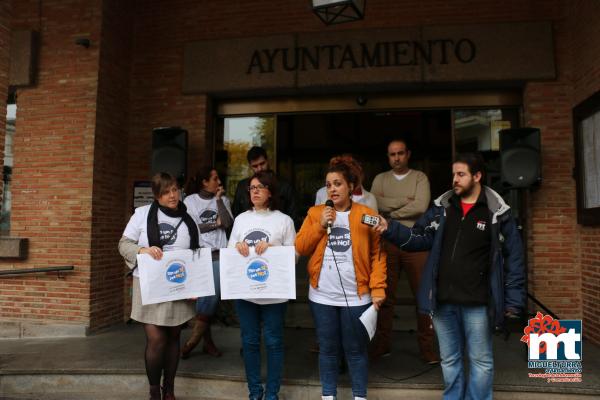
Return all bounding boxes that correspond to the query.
[325,199,334,208]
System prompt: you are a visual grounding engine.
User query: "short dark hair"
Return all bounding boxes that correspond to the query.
[387,137,411,152]
[247,170,279,211]
[246,146,268,163]
[454,152,486,177]
[151,172,178,198]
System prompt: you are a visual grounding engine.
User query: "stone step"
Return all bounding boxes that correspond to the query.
[0,373,597,400]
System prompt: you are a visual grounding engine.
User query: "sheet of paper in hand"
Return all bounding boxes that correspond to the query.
[137,248,214,305]
[219,246,296,300]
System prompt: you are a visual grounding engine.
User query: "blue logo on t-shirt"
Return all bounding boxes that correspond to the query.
[199,209,218,224]
[247,259,269,282]
[244,230,270,246]
[159,223,177,246]
[166,262,187,283]
[328,227,351,252]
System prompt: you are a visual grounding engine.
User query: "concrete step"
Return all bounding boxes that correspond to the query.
[1,325,598,400]
[1,373,597,400]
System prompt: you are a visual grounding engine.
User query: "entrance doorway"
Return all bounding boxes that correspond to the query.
[215,109,453,216]
[213,97,521,309]
[276,110,452,217]
[215,107,521,214]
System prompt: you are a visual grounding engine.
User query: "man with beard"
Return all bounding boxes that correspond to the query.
[370,138,438,363]
[373,153,525,400]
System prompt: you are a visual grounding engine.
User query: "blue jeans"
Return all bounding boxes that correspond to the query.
[309,301,370,398]
[235,300,287,400]
[195,260,220,316]
[433,304,493,400]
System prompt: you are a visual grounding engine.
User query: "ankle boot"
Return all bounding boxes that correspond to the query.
[149,385,161,400]
[181,316,209,359]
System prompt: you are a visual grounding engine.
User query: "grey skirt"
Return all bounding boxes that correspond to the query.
[131,277,195,327]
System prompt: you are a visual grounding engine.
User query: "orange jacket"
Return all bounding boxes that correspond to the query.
[295,203,387,299]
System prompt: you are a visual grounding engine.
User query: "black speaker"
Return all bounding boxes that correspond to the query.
[151,127,187,183]
[499,127,541,188]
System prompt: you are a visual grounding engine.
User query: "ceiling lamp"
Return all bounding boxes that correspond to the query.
[312,0,366,25]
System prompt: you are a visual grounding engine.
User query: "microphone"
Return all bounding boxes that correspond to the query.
[325,199,334,235]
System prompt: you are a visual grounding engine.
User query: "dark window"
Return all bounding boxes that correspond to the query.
[573,90,600,226]
[1,95,15,234]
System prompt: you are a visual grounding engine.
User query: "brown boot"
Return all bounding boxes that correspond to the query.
[202,324,222,357]
[418,313,440,364]
[149,385,161,400]
[181,316,209,359]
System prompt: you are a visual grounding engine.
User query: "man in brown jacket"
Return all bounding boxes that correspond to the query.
[370,138,439,364]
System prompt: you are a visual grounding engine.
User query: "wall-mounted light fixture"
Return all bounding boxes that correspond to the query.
[75,37,90,48]
[311,0,366,25]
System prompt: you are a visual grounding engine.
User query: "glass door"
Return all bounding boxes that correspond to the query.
[215,116,276,199]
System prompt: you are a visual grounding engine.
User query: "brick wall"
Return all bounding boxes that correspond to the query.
[569,0,600,345]
[0,0,102,331]
[523,15,580,321]
[89,0,133,331]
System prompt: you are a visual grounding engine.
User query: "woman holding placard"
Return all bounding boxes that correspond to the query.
[181,166,233,359]
[295,159,387,400]
[118,172,200,400]
[228,170,296,400]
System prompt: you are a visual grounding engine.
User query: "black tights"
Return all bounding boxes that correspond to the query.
[144,324,182,387]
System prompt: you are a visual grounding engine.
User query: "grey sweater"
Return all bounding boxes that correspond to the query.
[370,169,431,227]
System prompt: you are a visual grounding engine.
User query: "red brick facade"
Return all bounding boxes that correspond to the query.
[569,0,600,344]
[0,0,102,331]
[0,0,599,342]
[89,0,134,331]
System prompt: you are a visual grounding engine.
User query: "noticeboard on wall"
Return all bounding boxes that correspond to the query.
[133,181,153,211]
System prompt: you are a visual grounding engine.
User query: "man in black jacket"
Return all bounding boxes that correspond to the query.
[374,153,525,400]
[232,146,299,228]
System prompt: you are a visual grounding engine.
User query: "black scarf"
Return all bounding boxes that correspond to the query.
[146,200,200,250]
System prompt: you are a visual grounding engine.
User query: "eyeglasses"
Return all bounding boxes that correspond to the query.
[248,184,268,192]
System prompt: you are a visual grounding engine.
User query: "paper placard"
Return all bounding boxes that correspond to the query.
[137,248,214,305]
[220,246,296,300]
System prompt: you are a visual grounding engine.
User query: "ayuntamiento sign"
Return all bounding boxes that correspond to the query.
[183,22,554,95]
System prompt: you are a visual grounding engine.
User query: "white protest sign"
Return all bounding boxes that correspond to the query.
[220,246,296,300]
[138,248,214,305]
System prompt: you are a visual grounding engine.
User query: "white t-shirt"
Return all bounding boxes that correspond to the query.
[184,193,232,250]
[228,209,296,305]
[393,170,411,181]
[122,204,197,277]
[309,211,372,306]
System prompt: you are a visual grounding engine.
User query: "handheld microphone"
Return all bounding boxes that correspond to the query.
[325,199,334,235]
